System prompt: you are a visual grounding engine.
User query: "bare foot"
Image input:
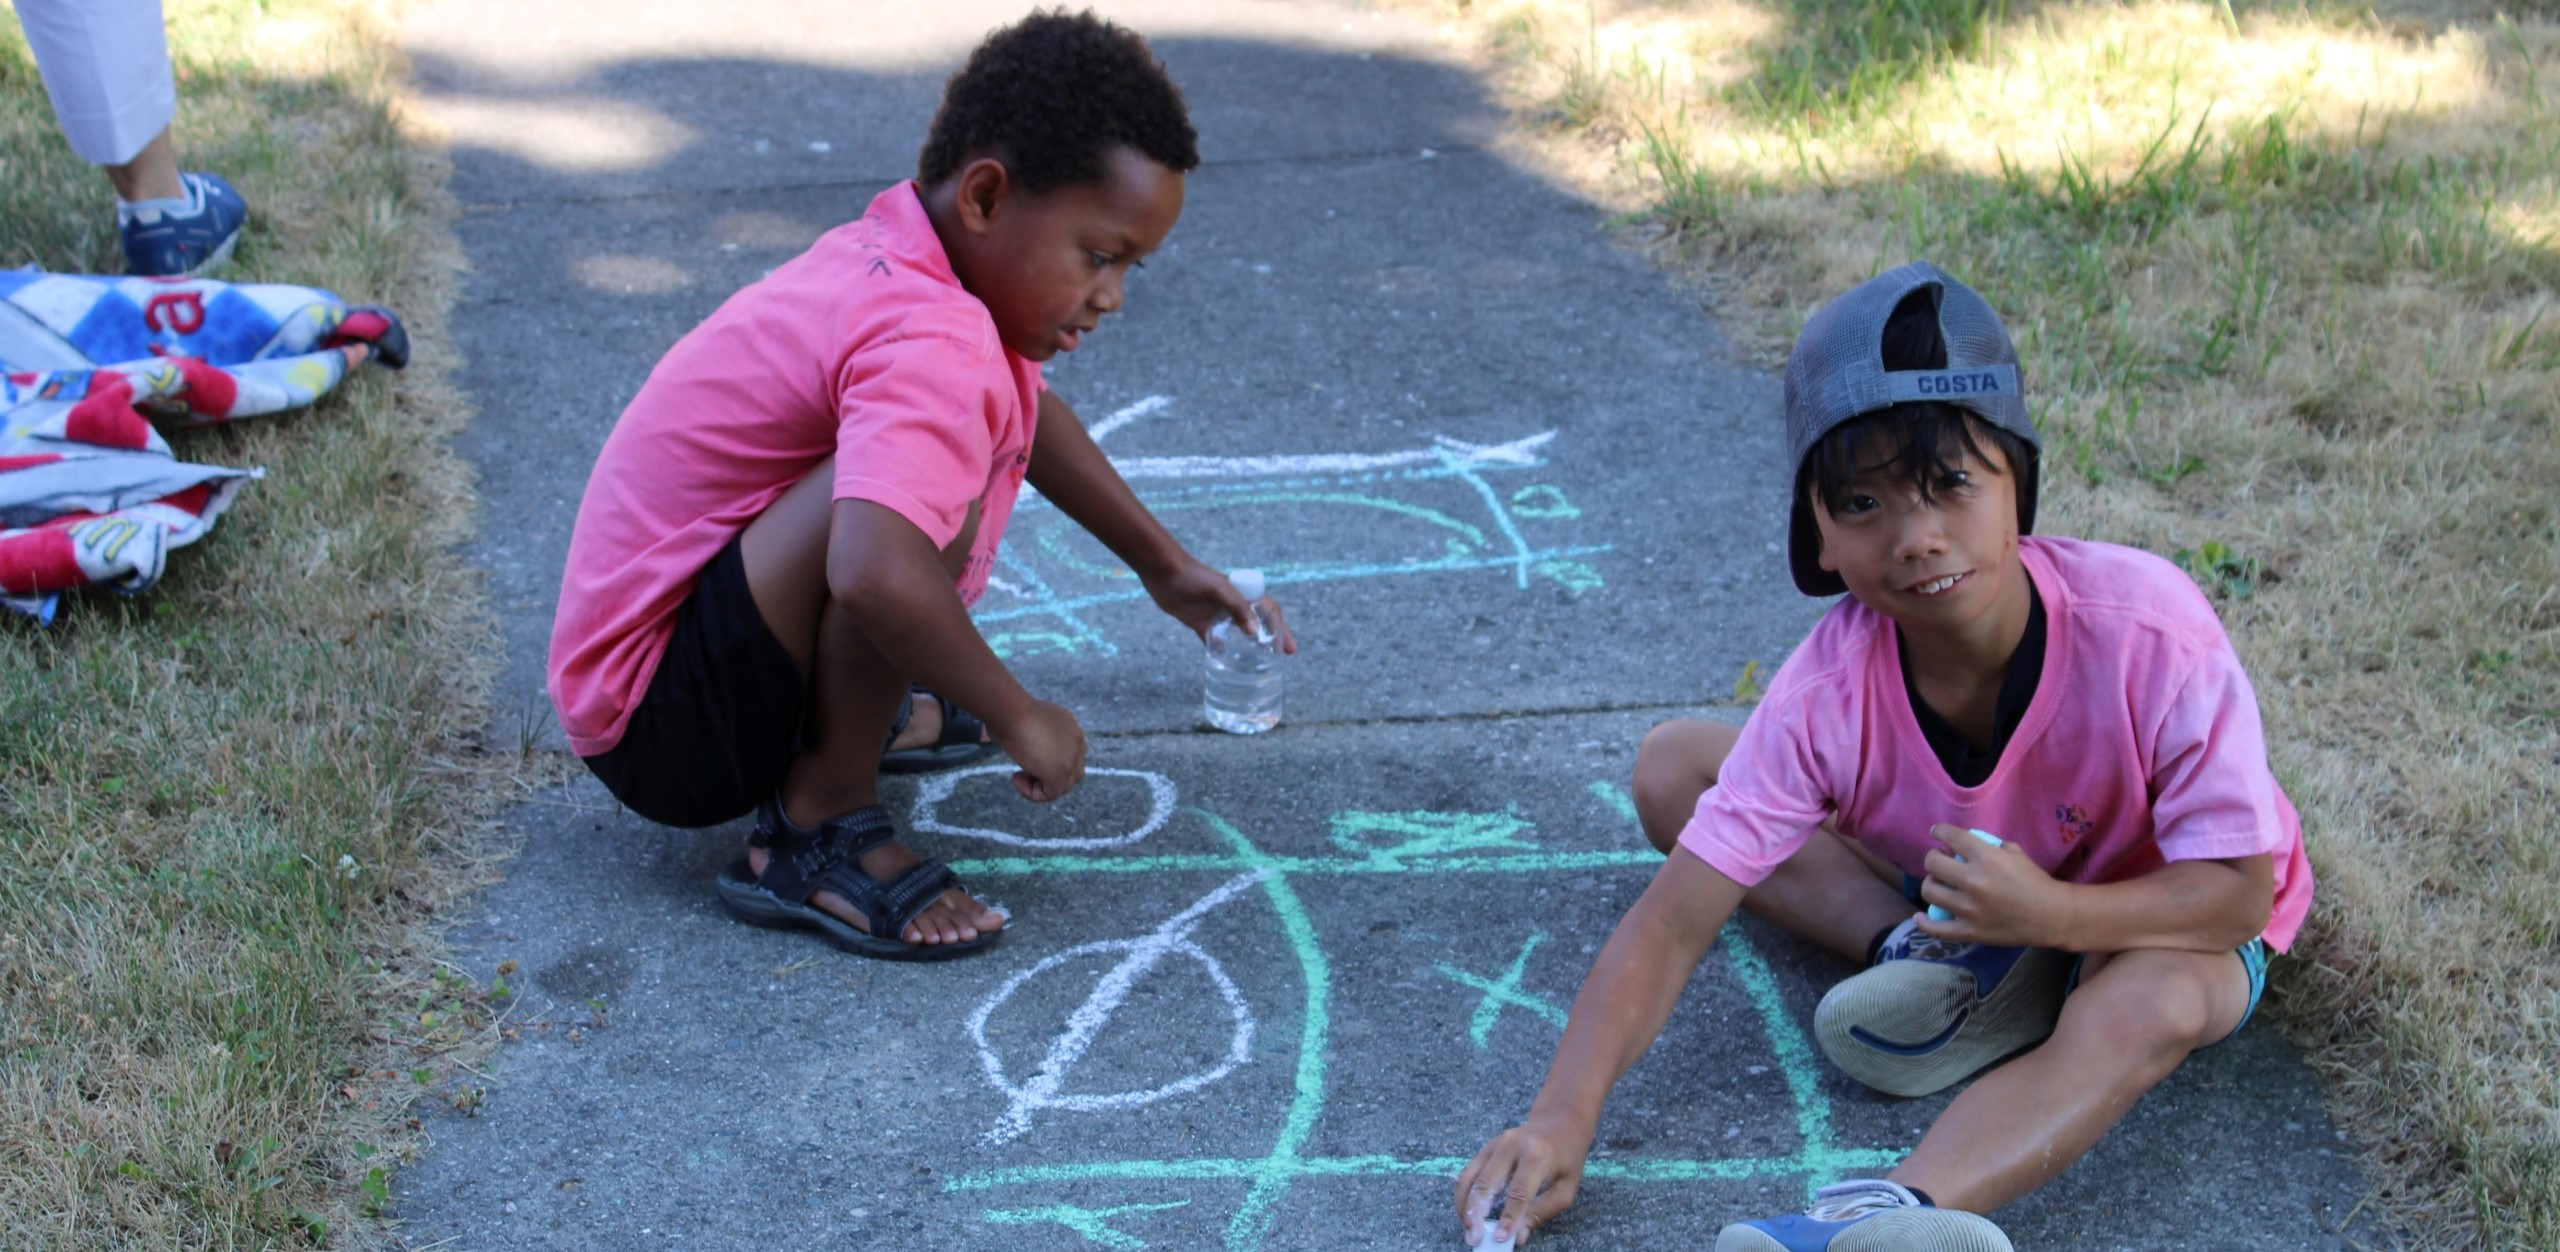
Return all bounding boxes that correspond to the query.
[745,833,1003,946]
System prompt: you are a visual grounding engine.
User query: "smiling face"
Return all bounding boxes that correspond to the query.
[1809,424,2026,635]
[936,146,1186,362]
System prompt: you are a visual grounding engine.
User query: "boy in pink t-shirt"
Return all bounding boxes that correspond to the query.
[1457,264,2311,1250]
[547,14,1291,962]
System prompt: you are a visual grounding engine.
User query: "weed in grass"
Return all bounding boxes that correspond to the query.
[1550,3,1613,128]
[1639,111,1729,229]
[1732,658,1766,704]
[2491,298,2555,367]
[2141,454,2208,486]
[2172,539,2265,598]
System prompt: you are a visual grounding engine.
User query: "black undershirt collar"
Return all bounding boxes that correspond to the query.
[1901,574,2047,788]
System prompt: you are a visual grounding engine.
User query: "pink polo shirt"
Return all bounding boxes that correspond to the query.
[548,182,1041,756]
[1679,536,2313,951]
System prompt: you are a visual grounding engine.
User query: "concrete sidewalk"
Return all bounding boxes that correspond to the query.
[392,2,2380,1247]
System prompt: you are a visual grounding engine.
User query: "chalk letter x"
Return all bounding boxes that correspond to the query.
[1436,930,1568,1048]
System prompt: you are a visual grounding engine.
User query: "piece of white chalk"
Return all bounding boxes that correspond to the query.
[1925,828,2005,922]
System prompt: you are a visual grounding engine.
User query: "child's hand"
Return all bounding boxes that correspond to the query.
[1142,558,1298,653]
[988,697,1086,802]
[1454,1115,1589,1247]
[1916,823,2073,947]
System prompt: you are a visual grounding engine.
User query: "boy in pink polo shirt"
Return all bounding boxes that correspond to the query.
[548,14,1291,961]
[1456,263,2311,1249]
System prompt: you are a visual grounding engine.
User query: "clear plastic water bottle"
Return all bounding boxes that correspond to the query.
[1204,568,1283,734]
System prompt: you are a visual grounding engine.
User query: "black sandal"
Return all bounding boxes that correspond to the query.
[713,795,1002,961]
[879,685,998,775]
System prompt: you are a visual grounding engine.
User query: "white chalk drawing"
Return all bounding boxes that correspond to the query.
[1085,394,1175,443]
[976,397,1610,661]
[913,764,1179,850]
[1101,430,1557,481]
[968,870,1264,1146]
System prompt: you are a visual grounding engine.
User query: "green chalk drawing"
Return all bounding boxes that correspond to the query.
[1588,780,1640,825]
[986,630,1098,661]
[1443,451,1542,589]
[1327,806,1538,861]
[982,1200,1190,1249]
[1509,484,1581,519]
[1206,811,1334,1251]
[1716,922,1905,1198]
[941,786,1913,1248]
[978,422,1613,662]
[1437,931,1570,1046]
[1532,558,1606,592]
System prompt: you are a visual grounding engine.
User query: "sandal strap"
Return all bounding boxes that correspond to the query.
[887,685,982,753]
[934,700,986,750]
[881,690,916,752]
[819,856,962,941]
[747,797,897,907]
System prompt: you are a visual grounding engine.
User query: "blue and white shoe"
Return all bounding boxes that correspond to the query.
[1812,916,2068,1097]
[1715,1180,2012,1251]
[118,172,250,277]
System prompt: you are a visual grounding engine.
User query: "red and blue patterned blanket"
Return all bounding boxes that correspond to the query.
[0,271,406,622]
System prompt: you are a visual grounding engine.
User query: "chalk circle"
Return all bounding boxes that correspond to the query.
[910,764,1178,849]
[970,933,1255,1143]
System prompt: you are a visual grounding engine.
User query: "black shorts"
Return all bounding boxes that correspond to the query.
[582,536,805,828]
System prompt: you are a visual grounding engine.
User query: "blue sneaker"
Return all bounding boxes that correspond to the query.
[1812,917,2068,1097]
[1715,1180,2012,1251]
[118,172,249,277]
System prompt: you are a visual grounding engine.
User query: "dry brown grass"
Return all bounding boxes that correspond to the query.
[1394,0,2559,1244]
[0,1,502,1246]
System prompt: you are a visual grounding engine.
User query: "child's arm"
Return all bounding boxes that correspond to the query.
[829,498,1086,801]
[1917,825,2273,953]
[1455,849,1747,1245]
[1026,391,1297,651]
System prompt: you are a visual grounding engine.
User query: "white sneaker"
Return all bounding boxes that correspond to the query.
[1813,917,2069,1097]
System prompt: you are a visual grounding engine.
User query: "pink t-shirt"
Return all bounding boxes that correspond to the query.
[548,182,1041,756]
[1678,536,2313,951]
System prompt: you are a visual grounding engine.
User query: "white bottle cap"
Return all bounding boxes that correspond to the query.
[1229,568,1266,600]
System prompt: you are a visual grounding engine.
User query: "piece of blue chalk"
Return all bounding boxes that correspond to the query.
[1924,828,2004,922]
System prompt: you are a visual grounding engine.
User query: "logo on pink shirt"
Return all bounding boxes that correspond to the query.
[2054,803,2095,845]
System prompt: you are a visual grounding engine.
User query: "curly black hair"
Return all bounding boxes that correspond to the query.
[918,10,1199,194]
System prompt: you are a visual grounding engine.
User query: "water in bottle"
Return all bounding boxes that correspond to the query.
[1204,568,1283,734]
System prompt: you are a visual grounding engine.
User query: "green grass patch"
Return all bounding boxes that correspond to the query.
[0,1,494,1246]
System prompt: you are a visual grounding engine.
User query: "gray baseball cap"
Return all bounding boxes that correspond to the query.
[1783,261,2039,597]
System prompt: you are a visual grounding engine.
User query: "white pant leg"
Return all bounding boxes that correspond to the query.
[12,0,176,168]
